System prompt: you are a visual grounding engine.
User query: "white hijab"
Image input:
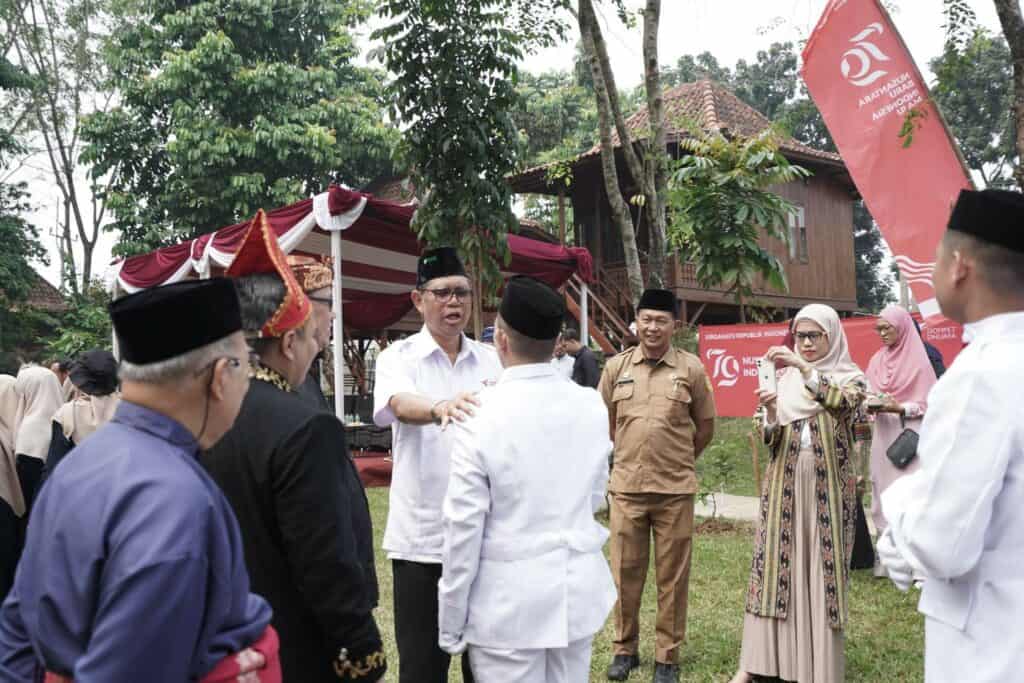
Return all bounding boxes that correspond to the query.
[777,304,865,426]
[54,393,121,444]
[14,366,63,461]
[0,376,26,516]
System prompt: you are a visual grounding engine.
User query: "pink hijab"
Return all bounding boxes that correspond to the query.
[866,305,936,405]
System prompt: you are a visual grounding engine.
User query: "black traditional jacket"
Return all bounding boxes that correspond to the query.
[203,371,382,681]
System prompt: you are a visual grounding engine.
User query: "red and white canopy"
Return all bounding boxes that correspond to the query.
[106,185,594,332]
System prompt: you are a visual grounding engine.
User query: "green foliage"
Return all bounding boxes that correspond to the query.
[0,182,48,308]
[732,42,799,121]
[853,201,895,312]
[672,324,698,354]
[374,0,532,293]
[942,0,978,52]
[897,106,928,149]
[774,86,837,153]
[43,283,113,358]
[662,51,732,87]
[697,446,737,519]
[82,0,397,256]
[931,29,1016,188]
[513,70,598,167]
[666,128,809,309]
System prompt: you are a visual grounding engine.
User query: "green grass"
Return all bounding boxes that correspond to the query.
[365,487,923,682]
[697,417,761,497]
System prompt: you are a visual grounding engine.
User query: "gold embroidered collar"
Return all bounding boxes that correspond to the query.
[250,364,293,393]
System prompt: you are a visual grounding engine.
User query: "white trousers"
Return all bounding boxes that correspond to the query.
[468,636,593,683]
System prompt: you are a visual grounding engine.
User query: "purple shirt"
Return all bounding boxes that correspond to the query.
[0,401,271,682]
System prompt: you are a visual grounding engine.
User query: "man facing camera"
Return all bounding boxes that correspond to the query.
[439,276,616,682]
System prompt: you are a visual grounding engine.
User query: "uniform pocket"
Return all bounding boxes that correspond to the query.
[612,382,635,423]
[666,386,692,426]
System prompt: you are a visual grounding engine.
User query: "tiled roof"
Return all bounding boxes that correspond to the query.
[25,270,67,312]
[509,80,844,193]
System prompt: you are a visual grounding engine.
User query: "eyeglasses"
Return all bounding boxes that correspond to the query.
[794,331,826,343]
[420,286,473,302]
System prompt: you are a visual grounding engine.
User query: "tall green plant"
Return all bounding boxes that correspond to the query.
[374,0,552,295]
[666,128,809,322]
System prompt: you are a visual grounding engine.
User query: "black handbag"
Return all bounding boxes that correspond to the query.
[886,415,919,469]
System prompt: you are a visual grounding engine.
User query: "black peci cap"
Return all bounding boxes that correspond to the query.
[947,188,1024,254]
[109,279,243,365]
[499,276,565,340]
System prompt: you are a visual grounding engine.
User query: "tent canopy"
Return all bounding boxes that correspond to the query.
[108,185,594,332]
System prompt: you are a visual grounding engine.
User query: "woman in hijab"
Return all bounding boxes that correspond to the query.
[46,349,120,476]
[0,375,26,598]
[865,306,936,570]
[730,304,866,683]
[13,366,63,516]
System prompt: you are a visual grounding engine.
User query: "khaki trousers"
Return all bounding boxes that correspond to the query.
[609,492,694,665]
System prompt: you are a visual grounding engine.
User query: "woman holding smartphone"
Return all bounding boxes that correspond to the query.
[865,305,936,574]
[730,304,865,683]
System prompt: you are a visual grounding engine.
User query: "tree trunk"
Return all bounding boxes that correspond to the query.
[578,0,644,306]
[994,0,1024,191]
[642,0,668,288]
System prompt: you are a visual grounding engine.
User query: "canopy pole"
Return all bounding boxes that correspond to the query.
[581,281,590,347]
[331,229,344,420]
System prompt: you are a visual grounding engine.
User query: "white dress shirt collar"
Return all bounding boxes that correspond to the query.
[962,311,1024,344]
[411,325,479,364]
[499,362,556,384]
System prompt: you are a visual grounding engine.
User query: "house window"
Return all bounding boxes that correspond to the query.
[788,205,808,263]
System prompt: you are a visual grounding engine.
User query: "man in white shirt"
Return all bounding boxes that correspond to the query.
[878,189,1024,682]
[438,276,616,682]
[373,247,501,683]
[550,334,574,379]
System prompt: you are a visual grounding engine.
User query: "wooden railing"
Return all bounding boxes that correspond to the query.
[564,272,634,354]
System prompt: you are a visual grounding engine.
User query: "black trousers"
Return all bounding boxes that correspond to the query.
[392,559,474,683]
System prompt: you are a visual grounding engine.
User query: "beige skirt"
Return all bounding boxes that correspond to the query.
[739,444,845,682]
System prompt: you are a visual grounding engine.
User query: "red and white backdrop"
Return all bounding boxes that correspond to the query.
[105,185,594,332]
[699,317,963,417]
[801,0,973,322]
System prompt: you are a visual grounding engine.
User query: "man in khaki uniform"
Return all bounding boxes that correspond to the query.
[599,289,716,683]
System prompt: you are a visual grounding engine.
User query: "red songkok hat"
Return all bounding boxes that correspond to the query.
[226,209,312,338]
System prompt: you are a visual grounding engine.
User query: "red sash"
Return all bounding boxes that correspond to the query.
[44,624,281,683]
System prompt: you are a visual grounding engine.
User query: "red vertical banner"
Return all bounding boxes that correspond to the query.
[800,0,973,322]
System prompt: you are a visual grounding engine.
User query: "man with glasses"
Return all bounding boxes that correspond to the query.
[598,289,716,683]
[0,279,280,681]
[203,211,385,682]
[373,246,501,682]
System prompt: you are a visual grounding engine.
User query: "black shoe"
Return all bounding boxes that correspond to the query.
[607,654,640,680]
[652,662,679,683]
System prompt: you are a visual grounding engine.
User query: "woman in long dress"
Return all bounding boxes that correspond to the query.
[864,305,936,575]
[0,375,26,598]
[730,304,866,683]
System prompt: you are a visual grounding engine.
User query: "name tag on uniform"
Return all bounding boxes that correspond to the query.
[615,378,634,386]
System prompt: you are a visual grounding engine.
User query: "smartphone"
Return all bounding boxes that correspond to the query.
[756,358,777,394]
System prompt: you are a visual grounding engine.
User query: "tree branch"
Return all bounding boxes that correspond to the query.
[578,0,643,304]
[993,0,1024,190]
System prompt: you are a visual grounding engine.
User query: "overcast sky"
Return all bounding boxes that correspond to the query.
[24,0,1005,287]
